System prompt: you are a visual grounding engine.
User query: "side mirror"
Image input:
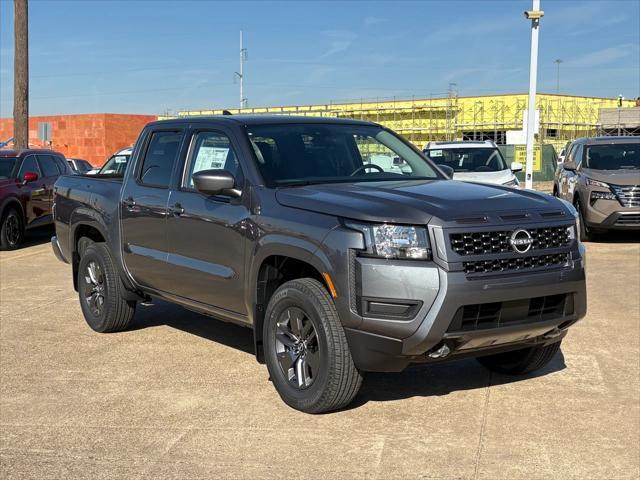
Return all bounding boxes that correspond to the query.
[22,171,39,184]
[437,164,454,179]
[510,161,523,173]
[563,160,577,171]
[192,169,241,198]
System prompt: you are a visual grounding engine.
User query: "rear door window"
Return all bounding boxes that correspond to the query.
[38,155,61,177]
[139,131,183,188]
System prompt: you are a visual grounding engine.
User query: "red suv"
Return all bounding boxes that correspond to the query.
[0,149,72,250]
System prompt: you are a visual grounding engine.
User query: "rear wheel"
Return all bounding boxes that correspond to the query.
[78,242,136,332]
[476,341,562,375]
[0,208,24,250]
[263,278,362,413]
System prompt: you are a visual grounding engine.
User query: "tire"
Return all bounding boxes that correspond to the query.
[0,207,24,251]
[263,278,363,413]
[476,340,562,375]
[77,242,136,333]
[575,199,592,242]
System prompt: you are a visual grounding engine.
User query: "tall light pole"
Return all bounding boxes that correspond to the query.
[554,59,563,94]
[234,31,248,109]
[13,0,28,149]
[524,1,544,190]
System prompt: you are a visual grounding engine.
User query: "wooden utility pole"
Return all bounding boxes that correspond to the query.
[13,0,28,149]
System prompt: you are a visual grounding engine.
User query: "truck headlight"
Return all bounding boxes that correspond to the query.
[586,177,609,188]
[502,178,519,187]
[345,222,431,260]
[558,199,580,243]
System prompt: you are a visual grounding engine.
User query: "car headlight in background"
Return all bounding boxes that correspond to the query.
[502,178,519,187]
[585,177,610,188]
[590,190,617,201]
[345,222,431,260]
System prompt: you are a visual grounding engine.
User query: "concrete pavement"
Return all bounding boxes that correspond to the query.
[1,228,638,479]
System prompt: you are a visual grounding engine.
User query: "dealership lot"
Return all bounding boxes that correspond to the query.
[1,229,638,479]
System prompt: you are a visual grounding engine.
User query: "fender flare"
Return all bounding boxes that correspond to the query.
[246,235,334,362]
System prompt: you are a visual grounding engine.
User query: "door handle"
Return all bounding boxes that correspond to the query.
[170,203,184,216]
[123,197,136,209]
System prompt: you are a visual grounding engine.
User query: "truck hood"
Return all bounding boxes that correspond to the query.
[582,168,640,186]
[275,179,560,224]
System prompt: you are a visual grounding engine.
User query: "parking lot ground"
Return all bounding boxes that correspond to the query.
[1,228,639,480]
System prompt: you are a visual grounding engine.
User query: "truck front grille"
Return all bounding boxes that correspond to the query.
[447,294,571,332]
[611,184,640,208]
[450,226,571,256]
[463,253,569,275]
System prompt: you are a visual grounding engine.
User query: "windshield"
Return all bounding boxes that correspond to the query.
[71,160,93,173]
[99,154,130,175]
[424,147,508,173]
[0,157,18,179]
[585,143,640,170]
[246,124,441,186]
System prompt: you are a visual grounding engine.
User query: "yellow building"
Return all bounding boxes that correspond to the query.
[174,93,635,153]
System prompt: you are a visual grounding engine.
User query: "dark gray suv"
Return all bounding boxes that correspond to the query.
[52,116,587,413]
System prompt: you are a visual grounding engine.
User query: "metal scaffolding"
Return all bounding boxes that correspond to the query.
[171,93,636,152]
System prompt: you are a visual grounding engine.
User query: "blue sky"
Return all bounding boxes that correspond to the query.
[0,0,638,116]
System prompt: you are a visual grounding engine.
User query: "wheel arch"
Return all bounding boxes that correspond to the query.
[70,219,108,291]
[0,196,25,222]
[249,242,333,363]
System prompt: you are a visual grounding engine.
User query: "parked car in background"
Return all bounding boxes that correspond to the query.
[423,140,522,187]
[52,116,585,413]
[67,158,93,174]
[87,147,133,175]
[554,136,640,240]
[0,148,72,249]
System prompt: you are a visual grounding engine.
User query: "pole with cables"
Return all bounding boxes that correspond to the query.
[236,31,248,109]
[524,1,544,190]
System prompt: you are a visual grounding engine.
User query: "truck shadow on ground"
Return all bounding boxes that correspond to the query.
[130,300,566,407]
[350,351,565,408]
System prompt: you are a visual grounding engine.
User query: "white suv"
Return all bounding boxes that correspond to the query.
[423,140,521,188]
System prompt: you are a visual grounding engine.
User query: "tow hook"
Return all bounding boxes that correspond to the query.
[428,343,451,359]
[543,328,563,339]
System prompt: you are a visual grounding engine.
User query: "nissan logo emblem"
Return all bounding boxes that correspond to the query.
[509,229,534,253]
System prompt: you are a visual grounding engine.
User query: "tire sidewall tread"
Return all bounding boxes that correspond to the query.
[77,242,135,333]
[263,278,362,413]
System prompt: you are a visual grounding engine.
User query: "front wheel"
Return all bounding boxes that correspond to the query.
[476,341,562,375]
[78,242,136,333]
[263,278,363,413]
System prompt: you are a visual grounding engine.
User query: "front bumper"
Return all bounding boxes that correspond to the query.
[343,246,586,372]
[583,191,640,230]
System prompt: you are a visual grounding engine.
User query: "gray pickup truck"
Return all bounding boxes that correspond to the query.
[52,116,586,413]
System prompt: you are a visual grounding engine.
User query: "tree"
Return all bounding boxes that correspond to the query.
[13,0,28,149]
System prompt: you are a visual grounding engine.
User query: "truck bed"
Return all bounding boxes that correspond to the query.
[53,174,124,263]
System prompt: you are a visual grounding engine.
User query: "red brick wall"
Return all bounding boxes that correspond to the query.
[0,113,157,166]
